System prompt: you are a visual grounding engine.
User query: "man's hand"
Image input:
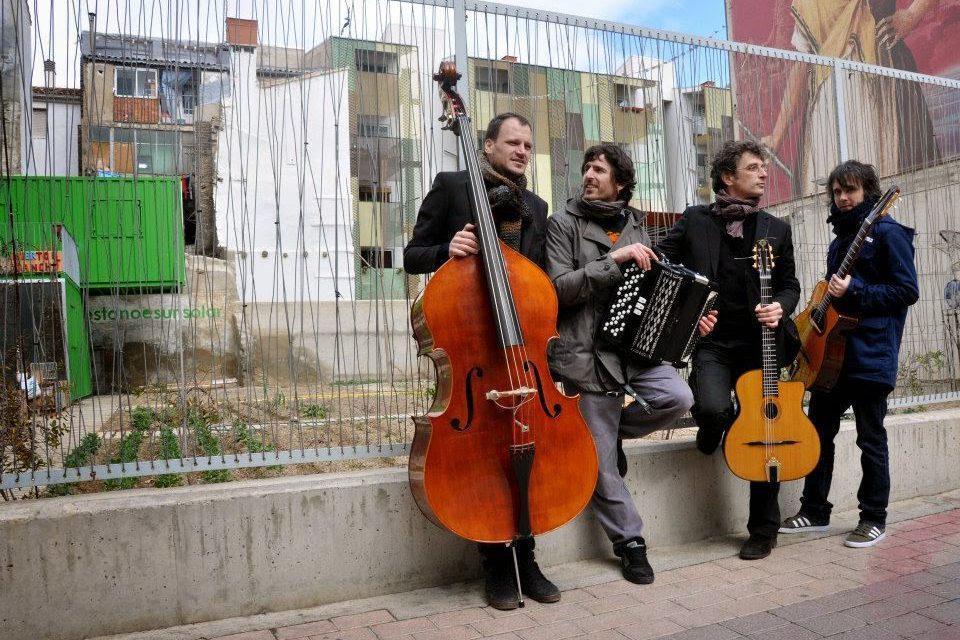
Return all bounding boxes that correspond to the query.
[448,223,479,258]
[827,274,851,298]
[698,309,718,337]
[754,302,783,329]
[608,242,658,270]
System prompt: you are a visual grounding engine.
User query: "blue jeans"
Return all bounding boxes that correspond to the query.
[800,378,892,526]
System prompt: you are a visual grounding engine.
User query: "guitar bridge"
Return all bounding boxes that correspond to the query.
[765,457,781,483]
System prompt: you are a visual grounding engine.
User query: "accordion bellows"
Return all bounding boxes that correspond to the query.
[600,260,718,366]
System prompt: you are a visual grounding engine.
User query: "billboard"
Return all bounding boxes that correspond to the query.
[727,0,960,199]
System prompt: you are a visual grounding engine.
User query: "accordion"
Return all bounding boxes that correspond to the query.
[600,260,718,366]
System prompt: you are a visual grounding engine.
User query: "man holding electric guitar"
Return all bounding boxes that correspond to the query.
[781,160,919,547]
[658,140,801,560]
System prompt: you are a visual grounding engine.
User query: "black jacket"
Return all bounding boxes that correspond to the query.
[657,205,801,357]
[403,171,549,273]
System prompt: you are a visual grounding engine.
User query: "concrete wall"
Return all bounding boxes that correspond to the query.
[2,408,959,640]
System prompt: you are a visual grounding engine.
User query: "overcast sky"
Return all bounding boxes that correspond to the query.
[30,0,729,87]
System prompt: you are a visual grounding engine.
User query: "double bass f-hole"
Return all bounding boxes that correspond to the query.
[450,367,483,432]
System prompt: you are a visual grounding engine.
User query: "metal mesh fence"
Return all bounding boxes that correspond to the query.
[2,0,959,491]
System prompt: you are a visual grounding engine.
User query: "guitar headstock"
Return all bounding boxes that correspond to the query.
[433,61,466,136]
[753,238,775,277]
[867,185,901,224]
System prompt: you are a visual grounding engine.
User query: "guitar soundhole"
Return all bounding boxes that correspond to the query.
[763,401,779,420]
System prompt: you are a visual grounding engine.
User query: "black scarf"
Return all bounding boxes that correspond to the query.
[711,190,760,238]
[827,198,876,237]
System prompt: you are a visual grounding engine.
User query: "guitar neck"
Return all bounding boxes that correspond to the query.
[760,272,779,398]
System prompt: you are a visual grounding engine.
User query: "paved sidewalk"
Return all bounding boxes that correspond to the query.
[102,493,960,640]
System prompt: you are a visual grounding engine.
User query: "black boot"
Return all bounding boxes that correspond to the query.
[517,548,561,604]
[739,535,777,560]
[481,554,520,610]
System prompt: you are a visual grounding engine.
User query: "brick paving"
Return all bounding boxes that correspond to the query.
[210,509,960,640]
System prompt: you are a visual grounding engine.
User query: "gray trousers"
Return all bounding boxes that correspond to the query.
[572,364,693,547]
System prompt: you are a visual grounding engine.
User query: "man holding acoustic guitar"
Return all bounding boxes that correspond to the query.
[780,160,919,547]
[658,140,801,561]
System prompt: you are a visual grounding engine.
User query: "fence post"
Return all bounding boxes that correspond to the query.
[833,59,849,162]
[454,0,470,172]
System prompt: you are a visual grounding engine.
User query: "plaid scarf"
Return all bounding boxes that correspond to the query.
[478,152,531,250]
[712,190,760,238]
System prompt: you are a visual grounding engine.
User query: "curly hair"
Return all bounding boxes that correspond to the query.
[581,143,637,202]
[826,160,882,206]
[710,140,767,194]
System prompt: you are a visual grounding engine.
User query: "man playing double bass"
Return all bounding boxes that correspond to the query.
[403,112,557,610]
[545,144,711,584]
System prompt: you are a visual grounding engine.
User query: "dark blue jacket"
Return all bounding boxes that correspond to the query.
[828,216,919,389]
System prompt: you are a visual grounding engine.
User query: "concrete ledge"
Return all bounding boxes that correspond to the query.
[3,408,959,640]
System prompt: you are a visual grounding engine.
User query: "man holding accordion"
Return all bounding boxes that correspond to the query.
[545,144,715,585]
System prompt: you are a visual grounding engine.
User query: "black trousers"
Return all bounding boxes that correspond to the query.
[689,343,781,539]
[801,378,892,526]
[478,538,535,565]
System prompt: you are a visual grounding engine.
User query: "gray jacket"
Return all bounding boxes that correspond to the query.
[545,198,651,393]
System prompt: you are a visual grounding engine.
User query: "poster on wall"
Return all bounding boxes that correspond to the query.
[727,0,960,201]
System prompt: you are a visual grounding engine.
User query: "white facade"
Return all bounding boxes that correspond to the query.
[28,94,80,175]
[214,47,355,302]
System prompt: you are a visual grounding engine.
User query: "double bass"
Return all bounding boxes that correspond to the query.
[790,186,901,391]
[409,64,598,549]
[724,239,820,483]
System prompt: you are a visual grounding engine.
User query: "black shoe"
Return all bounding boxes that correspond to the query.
[695,426,724,455]
[739,535,777,560]
[615,537,655,584]
[617,437,628,477]
[482,560,519,610]
[518,555,561,603]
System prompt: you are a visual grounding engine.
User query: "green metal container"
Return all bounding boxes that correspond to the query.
[0,176,185,291]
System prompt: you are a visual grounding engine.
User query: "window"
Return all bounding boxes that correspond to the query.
[32,109,47,138]
[358,115,391,138]
[360,247,393,269]
[355,50,397,74]
[115,67,158,98]
[614,83,636,108]
[358,183,392,202]
[475,66,510,93]
[91,127,180,175]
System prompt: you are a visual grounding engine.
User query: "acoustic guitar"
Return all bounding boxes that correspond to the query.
[790,186,901,391]
[724,239,820,483]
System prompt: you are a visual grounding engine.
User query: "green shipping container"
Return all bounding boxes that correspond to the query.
[0,176,185,291]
